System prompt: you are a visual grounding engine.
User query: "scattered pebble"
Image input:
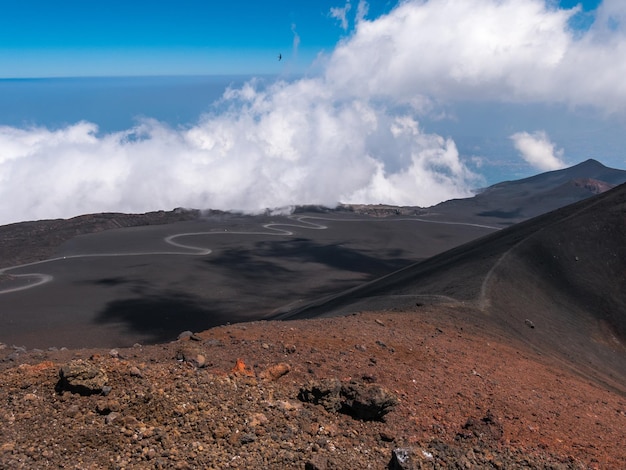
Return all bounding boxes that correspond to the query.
[129,366,143,378]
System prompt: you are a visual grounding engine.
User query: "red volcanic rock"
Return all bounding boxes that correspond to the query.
[1,310,625,468]
[570,177,615,194]
[259,362,291,381]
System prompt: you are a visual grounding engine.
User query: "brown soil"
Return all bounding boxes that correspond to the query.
[1,306,624,469]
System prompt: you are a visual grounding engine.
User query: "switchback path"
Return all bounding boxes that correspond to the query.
[0,215,498,295]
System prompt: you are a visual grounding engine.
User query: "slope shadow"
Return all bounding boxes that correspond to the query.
[255,238,409,275]
[77,276,150,293]
[476,208,522,219]
[94,292,228,344]
[204,238,411,279]
[202,248,296,281]
[91,238,417,346]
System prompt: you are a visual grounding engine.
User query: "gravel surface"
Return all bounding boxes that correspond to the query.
[1,308,624,469]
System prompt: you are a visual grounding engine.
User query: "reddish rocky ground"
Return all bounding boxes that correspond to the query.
[1,305,624,469]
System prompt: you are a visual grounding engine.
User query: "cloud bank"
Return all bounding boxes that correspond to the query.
[510,131,567,171]
[2,0,626,224]
[0,80,478,225]
[327,0,626,111]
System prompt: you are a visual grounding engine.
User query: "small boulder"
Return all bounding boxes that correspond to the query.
[177,330,194,340]
[231,358,255,376]
[58,360,108,396]
[259,363,291,381]
[458,410,503,442]
[389,447,434,470]
[129,366,143,378]
[175,347,206,368]
[305,455,328,470]
[193,354,207,368]
[298,379,397,421]
[248,412,268,427]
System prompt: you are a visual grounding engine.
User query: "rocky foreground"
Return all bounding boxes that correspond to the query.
[1,306,624,469]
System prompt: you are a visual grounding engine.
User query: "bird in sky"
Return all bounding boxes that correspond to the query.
[278,53,282,61]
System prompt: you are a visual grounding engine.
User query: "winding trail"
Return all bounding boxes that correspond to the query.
[0,214,499,295]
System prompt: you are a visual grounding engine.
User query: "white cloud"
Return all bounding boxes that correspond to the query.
[0,76,480,225]
[325,0,626,112]
[326,0,573,103]
[510,131,567,171]
[592,0,626,38]
[330,1,352,31]
[291,23,300,56]
[355,1,369,24]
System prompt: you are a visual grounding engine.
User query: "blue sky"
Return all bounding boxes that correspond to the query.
[559,0,601,9]
[0,0,600,78]
[0,0,625,224]
[0,1,396,77]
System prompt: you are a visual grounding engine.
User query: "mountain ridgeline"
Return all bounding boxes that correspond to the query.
[428,158,626,226]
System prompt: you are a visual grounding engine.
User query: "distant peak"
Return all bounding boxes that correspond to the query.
[576,158,605,169]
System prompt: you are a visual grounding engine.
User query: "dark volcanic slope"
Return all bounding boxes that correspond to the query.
[1,160,624,355]
[0,212,494,349]
[428,159,626,227]
[0,209,199,269]
[286,183,626,392]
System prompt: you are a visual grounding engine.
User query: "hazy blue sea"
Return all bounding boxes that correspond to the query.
[0,75,259,133]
